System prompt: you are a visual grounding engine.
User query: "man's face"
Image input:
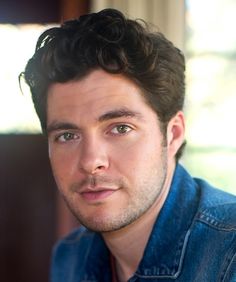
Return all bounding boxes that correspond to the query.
[47,70,180,232]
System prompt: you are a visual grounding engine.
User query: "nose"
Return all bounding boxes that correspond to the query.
[78,135,109,174]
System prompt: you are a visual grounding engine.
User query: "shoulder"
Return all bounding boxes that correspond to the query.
[178,174,236,280]
[173,164,236,228]
[195,178,236,229]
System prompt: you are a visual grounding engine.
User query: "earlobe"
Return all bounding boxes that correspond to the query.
[167,111,185,157]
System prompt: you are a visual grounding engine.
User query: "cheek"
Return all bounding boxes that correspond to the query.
[112,138,162,175]
[49,150,78,187]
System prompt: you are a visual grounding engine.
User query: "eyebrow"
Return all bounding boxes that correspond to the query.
[47,108,143,134]
[98,108,143,122]
[46,122,79,135]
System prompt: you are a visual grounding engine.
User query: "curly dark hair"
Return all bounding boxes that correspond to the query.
[22,8,186,160]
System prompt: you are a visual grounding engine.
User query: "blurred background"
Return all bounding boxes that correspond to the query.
[0,0,235,281]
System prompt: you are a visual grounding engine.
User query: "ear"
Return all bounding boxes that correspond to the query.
[166,111,185,158]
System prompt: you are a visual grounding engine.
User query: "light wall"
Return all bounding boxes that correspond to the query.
[90,0,185,50]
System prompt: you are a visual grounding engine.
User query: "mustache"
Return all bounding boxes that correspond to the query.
[71,175,125,192]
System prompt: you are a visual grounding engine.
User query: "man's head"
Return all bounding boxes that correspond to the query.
[23,9,186,232]
[23,8,185,160]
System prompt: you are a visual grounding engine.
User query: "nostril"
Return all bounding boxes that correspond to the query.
[89,165,106,175]
[97,166,104,170]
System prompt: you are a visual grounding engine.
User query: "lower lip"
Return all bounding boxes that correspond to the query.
[81,190,116,202]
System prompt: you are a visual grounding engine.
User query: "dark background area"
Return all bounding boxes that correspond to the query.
[0,0,60,23]
[0,135,57,282]
[0,0,90,23]
[0,1,90,281]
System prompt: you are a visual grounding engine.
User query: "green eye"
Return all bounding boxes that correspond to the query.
[56,132,78,142]
[111,125,132,135]
[63,133,74,140]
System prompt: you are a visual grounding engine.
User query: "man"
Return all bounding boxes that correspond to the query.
[23,8,236,282]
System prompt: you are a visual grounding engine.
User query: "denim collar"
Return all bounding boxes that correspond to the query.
[135,164,200,279]
[81,164,200,281]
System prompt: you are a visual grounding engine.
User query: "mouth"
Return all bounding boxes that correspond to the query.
[80,188,117,202]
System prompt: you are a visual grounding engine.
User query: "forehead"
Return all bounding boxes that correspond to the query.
[48,70,144,100]
[47,70,156,123]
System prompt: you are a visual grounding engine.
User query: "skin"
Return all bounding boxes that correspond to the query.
[47,69,185,281]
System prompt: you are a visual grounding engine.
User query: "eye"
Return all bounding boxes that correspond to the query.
[55,132,79,143]
[110,124,132,135]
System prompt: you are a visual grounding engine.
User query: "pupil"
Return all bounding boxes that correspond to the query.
[118,125,126,133]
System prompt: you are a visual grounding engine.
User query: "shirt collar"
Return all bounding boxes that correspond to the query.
[135,164,200,279]
[81,233,111,281]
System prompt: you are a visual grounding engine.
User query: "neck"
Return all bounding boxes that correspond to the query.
[102,162,175,281]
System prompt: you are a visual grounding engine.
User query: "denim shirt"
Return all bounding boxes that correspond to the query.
[51,165,236,281]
